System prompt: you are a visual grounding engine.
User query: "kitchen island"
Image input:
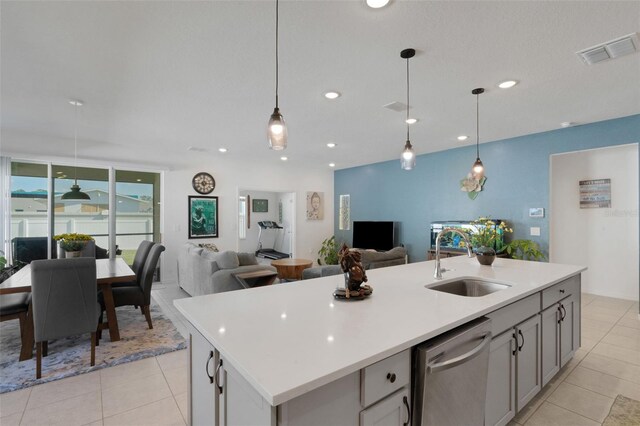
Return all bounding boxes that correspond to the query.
[175,256,585,426]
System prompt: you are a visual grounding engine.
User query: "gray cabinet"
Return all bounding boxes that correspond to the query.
[220,361,275,426]
[560,294,578,366]
[541,304,560,386]
[485,313,542,426]
[360,387,410,426]
[189,328,219,426]
[515,314,541,410]
[485,330,517,426]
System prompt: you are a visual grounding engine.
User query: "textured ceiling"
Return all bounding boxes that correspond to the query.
[1,1,639,170]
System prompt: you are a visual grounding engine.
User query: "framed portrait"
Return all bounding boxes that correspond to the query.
[252,199,268,213]
[306,191,324,220]
[188,196,218,239]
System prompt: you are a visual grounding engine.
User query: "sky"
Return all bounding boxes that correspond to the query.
[11,176,153,197]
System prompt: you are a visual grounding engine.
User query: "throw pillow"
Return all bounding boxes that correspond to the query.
[199,243,219,252]
[215,251,240,269]
[237,252,258,266]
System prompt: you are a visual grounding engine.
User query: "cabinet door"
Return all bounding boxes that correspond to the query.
[516,315,542,411]
[189,329,219,426]
[360,387,410,426]
[560,294,578,367]
[220,359,275,426]
[485,330,517,426]
[541,304,560,387]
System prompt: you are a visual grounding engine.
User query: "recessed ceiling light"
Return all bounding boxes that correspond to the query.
[457,135,468,141]
[560,121,575,128]
[324,91,341,99]
[366,0,390,9]
[280,156,288,161]
[406,118,418,124]
[329,163,336,168]
[68,100,84,106]
[218,147,228,153]
[498,80,518,89]
[326,142,336,148]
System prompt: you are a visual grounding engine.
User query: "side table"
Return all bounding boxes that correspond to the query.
[270,258,313,281]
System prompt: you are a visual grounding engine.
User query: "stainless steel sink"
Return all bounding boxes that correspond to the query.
[427,279,510,297]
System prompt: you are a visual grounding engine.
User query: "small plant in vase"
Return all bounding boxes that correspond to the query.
[317,236,339,265]
[469,217,512,266]
[53,233,94,257]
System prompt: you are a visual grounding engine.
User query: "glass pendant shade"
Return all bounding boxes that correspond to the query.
[401,140,416,170]
[472,157,484,178]
[268,107,287,150]
[470,87,486,179]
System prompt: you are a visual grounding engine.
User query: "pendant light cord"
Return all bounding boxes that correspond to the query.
[74,102,79,184]
[275,0,279,109]
[476,92,480,158]
[406,56,410,141]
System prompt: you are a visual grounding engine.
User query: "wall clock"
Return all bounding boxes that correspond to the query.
[192,172,216,194]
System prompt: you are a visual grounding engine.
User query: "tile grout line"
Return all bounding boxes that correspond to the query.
[17,387,32,425]
[543,399,605,425]
[99,368,105,424]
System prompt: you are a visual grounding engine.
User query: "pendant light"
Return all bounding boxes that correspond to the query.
[470,88,485,179]
[61,100,90,201]
[400,48,416,170]
[267,0,287,150]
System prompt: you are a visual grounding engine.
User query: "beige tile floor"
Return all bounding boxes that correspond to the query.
[0,289,637,425]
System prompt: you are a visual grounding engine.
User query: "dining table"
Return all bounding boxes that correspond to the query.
[0,258,135,359]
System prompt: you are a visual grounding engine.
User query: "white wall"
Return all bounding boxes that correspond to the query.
[163,158,333,283]
[550,144,639,300]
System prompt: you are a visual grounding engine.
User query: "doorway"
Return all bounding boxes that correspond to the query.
[550,144,639,300]
[237,189,296,262]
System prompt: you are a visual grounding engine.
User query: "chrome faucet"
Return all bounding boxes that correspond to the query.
[434,228,474,279]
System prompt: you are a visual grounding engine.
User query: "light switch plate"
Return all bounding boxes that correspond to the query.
[530,227,541,236]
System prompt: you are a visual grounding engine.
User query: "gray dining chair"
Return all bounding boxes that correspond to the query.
[31,258,101,379]
[101,244,165,331]
[0,293,33,361]
[112,240,154,289]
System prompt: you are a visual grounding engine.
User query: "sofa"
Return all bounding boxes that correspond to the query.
[302,246,407,280]
[177,242,277,296]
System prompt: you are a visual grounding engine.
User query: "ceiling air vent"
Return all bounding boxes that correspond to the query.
[577,33,639,65]
[187,146,208,152]
[383,101,408,112]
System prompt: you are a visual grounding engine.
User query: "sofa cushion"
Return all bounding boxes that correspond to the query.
[190,247,204,256]
[199,243,219,252]
[237,252,258,266]
[215,251,240,269]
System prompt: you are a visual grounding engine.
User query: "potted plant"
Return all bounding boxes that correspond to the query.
[504,239,546,261]
[469,217,513,266]
[53,233,94,257]
[317,236,339,265]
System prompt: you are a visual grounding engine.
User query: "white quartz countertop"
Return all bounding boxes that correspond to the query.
[174,256,585,406]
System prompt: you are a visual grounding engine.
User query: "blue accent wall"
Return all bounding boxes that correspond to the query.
[334,114,640,262]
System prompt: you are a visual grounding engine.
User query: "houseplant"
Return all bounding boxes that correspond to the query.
[469,217,512,266]
[504,239,546,261]
[317,236,339,265]
[53,233,94,257]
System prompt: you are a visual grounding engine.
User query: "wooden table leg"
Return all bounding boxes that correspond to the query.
[101,284,120,341]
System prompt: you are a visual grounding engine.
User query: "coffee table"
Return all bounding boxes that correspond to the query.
[270,258,313,281]
[234,270,278,289]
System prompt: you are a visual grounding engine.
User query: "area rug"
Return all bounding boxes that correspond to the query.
[0,301,186,393]
[603,395,640,426]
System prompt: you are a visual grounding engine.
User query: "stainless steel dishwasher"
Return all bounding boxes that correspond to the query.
[413,317,492,426]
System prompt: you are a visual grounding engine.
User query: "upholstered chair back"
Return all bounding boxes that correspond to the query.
[132,240,154,283]
[140,244,165,306]
[30,258,99,342]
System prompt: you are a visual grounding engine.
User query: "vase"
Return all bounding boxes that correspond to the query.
[476,246,496,266]
[65,251,82,258]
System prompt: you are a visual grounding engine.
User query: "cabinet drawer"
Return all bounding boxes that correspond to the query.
[486,294,540,336]
[361,349,410,408]
[542,275,581,310]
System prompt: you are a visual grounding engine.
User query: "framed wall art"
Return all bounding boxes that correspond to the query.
[252,198,268,213]
[306,191,324,220]
[188,196,218,238]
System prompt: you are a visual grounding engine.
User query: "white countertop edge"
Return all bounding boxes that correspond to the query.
[175,259,587,406]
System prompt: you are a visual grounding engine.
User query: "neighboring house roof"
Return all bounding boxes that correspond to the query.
[12,189,150,204]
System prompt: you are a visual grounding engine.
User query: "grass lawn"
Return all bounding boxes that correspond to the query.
[120,249,136,266]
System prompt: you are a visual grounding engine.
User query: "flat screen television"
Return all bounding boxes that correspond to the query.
[352,221,395,251]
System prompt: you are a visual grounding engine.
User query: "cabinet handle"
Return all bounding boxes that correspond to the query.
[205,351,214,384]
[427,333,492,373]
[518,330,525,352]
[560,289,565,294]
[560,304,567,321]
[386,373,396,383]
[512,333,518,356]
[214,359,224,394]
[403,396,411,426]
[557,306,562,324]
